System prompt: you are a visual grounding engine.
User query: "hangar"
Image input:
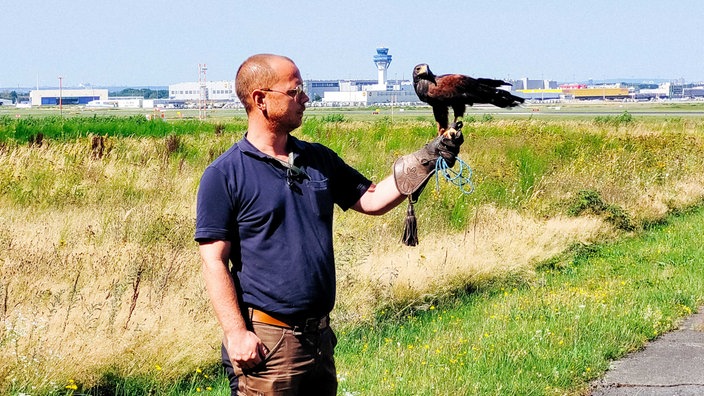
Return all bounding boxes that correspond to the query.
[29,88,108,106]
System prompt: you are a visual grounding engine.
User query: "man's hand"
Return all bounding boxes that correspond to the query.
[224,328,268,370]
[393,121,465,196]
[393,121,465,246]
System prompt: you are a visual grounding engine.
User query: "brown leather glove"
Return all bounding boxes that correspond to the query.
[393,122,464,246]
[393,122,464,196]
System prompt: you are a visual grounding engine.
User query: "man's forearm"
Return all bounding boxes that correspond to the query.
[352,174,405,215]
[200,241,266,368]
[202,259,248,336]
[199,241,248,336]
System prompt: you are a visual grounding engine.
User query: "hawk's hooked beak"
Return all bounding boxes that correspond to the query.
[420,64,436,84]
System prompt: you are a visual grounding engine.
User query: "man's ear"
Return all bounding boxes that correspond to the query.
[252,90,266,111]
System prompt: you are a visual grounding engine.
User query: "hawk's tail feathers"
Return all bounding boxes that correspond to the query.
[492,89,525,108]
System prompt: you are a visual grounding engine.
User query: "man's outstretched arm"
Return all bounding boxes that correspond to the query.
[351,127,464,216]
[351,174,406,216]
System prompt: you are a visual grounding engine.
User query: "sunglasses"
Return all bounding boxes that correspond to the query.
[260,84,305,100]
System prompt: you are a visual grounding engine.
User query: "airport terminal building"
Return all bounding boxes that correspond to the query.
[23,47,704,109]
[29,88,108,106]
[314,48,422,106]
[168,80,236,102]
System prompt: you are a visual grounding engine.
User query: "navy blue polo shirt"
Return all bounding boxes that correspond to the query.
[195,134,372,318]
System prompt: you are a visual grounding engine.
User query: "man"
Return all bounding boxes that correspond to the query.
[195,54,462,395]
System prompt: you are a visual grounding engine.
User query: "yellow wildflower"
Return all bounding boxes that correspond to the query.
[65,379,78,390]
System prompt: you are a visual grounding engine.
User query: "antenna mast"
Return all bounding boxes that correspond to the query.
[198,63,208,120]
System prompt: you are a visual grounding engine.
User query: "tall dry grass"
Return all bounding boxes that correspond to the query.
[1,115,704,392]
[0,134,235,392]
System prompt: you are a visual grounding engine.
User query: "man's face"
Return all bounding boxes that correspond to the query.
[262,59,309,132]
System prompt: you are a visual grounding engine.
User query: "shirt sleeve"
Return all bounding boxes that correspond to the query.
[325,146,373,211]
[195,166,235,242]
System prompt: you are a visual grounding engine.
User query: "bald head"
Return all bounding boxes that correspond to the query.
[235,54,295,113]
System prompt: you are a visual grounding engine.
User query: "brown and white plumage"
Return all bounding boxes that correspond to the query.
[412,63,524,136]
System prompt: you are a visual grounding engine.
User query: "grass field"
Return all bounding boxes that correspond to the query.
[3,100,704,122]
[1,103,704,394]
[335,203,704,395]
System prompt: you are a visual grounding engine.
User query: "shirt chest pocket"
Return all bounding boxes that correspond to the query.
[304,178,333,218]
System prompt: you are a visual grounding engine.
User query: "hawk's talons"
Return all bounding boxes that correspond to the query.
[442,121,463,139]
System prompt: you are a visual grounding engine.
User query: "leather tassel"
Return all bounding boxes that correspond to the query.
[402,196,419,246]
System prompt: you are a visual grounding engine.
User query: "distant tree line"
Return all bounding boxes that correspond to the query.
[110,88,169,99]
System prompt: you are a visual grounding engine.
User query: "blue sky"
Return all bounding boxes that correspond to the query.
[2,1,703,88]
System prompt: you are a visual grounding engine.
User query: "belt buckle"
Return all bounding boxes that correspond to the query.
[296,316,327,333]
[301,317,317,333]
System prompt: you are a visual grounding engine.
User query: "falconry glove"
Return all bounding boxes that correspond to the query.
[393,122,464,246]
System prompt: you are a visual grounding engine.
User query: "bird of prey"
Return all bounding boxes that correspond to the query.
[412,63,525,136]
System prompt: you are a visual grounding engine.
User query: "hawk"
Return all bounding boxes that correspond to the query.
[412,63,524,136]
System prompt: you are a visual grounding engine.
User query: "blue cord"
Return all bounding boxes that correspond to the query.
[435,157,474,194]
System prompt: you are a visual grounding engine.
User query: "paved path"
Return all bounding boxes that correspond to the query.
[590,309,704,395]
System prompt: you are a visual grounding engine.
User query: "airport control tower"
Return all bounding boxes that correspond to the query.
[373,47,392,86]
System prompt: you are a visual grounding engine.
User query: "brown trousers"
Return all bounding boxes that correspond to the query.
[222,321,338,396]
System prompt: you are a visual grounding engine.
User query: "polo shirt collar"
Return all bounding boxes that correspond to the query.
[240,133,305,165]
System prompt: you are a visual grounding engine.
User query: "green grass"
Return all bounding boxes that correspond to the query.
[30,364,231,396]
[77,204,704,395]
[0,114,248,143]
[3,110,704,395]
[333,205,704,395]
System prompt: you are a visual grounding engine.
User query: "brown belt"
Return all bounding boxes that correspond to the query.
[250,308,329,333]
[251,309,291,328]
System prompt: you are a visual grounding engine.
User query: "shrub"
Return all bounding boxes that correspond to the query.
[594,111,633,126]
[568,189,635,231]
